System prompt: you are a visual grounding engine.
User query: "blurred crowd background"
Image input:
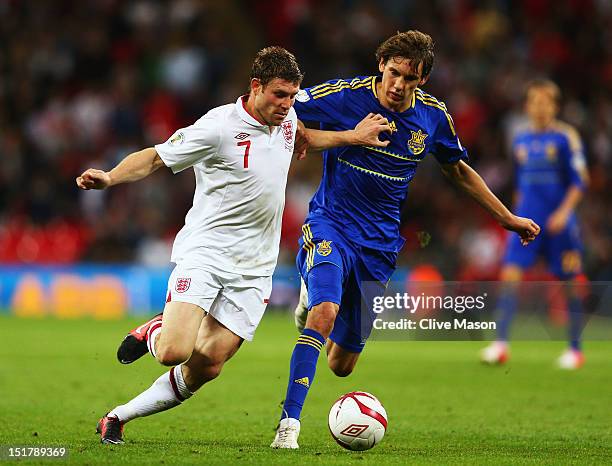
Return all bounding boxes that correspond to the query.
[1,0,610,280]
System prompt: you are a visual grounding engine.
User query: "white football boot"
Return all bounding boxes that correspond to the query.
[557,348,585,370]
[480,341,509,365]
[294,279,309,332]
[271,417,301,449]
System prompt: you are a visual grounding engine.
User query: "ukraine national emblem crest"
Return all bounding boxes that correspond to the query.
[175,278,191,293]
[281,120,293,144]
[317,240,332,257]
[407,129,428,155]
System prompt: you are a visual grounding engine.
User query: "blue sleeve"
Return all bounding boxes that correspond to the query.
[430,109,469,164]
[293,80,347,125]
[560,132,587,190]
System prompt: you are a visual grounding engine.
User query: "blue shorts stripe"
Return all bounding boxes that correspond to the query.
[301,224,315,272]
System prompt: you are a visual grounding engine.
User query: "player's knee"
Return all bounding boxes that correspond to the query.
[156,345,191,366]
[328,358,355,377]
[304,263,342,338]
[330,365,353,378]
[306,302,338,338]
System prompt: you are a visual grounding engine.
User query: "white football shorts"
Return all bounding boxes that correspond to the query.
[166,260,272,341]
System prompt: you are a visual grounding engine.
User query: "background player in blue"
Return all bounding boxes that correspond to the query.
[481,79,589,370]
[271,30,541,449]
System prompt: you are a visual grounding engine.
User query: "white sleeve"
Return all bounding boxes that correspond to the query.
[154,113,221,174]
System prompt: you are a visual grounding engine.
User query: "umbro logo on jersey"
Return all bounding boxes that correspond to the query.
[234,132,250,140]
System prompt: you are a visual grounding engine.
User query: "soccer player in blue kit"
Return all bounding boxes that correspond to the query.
[481,79,589,370]
[271,30,541,448]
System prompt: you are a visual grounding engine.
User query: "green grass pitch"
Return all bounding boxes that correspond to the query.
[1,313,611,465]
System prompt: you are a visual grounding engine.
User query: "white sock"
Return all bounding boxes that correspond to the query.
[109,365,193,423]
[147,323,162,359]
[173,364,193,399]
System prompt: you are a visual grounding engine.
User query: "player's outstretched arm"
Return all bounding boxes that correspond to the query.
[441,160,540,245]
[302,113,391,152]
[76,147,166,190]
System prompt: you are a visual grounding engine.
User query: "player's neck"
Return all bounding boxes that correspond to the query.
[242,95,269,127]
[530,118,555,132]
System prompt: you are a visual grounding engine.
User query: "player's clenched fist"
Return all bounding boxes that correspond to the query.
[76,169,111,190]
[502,215,541,246]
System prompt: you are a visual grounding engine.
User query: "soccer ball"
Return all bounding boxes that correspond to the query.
[328,391,388,451]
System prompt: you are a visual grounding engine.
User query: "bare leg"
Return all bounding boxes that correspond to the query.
[326,340,360,377]
[153,301,205,366]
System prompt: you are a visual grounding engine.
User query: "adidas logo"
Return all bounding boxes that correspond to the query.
[294,377,310,388]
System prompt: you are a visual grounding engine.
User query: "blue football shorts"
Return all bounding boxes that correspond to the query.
[296,217,396,353]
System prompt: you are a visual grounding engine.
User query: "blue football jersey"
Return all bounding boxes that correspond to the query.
[512,121,587,223]
[294,76,468,252]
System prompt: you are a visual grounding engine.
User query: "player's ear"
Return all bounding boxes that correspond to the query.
[378,58,386,73]
[250,78,262,96]
[419,75,430,86]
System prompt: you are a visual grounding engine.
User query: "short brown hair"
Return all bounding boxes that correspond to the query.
[250,46,304,87]
[375,30,435,78]
[525,78,561,103]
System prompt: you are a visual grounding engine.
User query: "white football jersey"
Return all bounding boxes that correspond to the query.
[155,96,297,275]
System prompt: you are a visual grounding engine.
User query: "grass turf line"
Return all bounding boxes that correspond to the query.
[0,313,611,465]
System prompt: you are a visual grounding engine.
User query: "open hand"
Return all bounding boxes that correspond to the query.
[353,113,392,147]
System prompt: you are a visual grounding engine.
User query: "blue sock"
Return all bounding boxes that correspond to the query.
[281,328,325,420]
[568,295,583,351]
[496,289,518,341]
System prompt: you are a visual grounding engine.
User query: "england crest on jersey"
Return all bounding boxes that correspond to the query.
[281,120,293,144]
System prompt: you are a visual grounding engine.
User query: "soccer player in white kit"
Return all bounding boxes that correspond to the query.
[76,47,392,444]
